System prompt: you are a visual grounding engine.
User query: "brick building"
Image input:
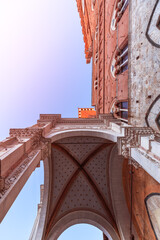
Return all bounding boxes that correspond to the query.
[77,0,129,120]
[76,0,160,239]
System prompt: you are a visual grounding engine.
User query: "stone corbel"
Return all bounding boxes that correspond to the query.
[118,127,155,159]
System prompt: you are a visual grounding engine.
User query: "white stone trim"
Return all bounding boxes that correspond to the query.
[47,211,119,240]
[131,148,160,183]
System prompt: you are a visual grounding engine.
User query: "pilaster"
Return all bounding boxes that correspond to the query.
[0,114,61,222]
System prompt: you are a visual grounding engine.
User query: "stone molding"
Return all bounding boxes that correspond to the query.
[118,127,155,158]
[0,126,52,191]
[41,140,51,160]
[0,150,39,197]
[39,114,61,122]
[10,128,43,149]
[76,0,92,62]
[129,158,142,169]
[58,119,104,124]
[137,148,160,166]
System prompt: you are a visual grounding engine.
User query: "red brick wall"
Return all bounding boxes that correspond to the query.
[123,159,160,239]
[77,0,129,114]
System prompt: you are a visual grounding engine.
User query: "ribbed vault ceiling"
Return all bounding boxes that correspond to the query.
[45,136,118,236]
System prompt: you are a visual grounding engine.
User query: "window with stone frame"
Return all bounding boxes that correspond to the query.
[111,0,129,30]
[115,43,128,75]
[117,101,128,120]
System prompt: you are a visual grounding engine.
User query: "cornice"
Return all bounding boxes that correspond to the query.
[76,0,92,62]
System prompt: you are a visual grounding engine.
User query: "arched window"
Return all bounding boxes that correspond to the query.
[94,78,98,90]
[111,43,128,77]
[111,101,128,122]
[94,50,99,64]
[117,101,128,120]
[115,43,128,75]
[111,0,129,31]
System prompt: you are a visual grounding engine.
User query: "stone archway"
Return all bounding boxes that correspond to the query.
[35,128,131,240]
[47,211,118,240]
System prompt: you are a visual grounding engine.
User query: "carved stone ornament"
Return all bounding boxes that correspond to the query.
[118,127,155,158]
[41,142,50,160]
[10,128,43,148]
[0,150,39,198]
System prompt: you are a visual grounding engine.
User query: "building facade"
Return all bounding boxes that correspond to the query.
[77,0,129,118]
[75,0,160,239]
[0,0,160,239]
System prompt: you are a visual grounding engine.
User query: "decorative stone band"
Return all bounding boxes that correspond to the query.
[38,114,62,129]
[118,127,155,158]
[10,128,43,138]
[58,119,104,124]
[131,148,160,183]
[0,150,40,195]
[38,113,115,125]
[39,114,61,122]
[0,149,41,222]
[41,141,51,160]
[10,128,43,149]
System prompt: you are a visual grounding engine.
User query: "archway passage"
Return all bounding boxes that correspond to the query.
[58,223,103,240]
[44,136,120,240]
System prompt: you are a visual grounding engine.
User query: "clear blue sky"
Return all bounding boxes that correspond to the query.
[0,0,103,239]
